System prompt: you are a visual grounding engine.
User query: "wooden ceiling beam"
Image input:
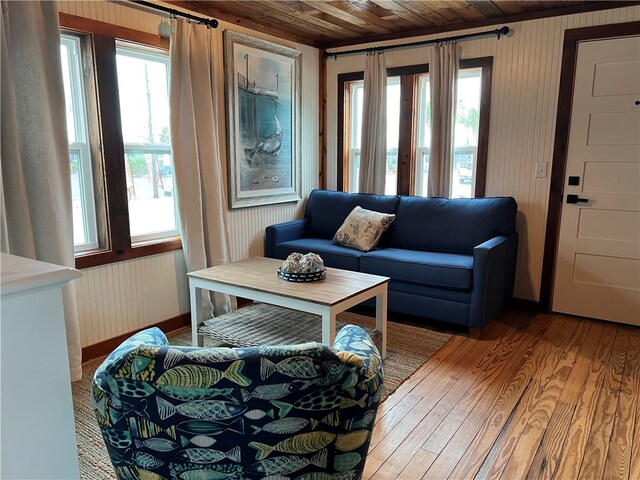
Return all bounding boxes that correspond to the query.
[260,1,365,39]
[303,11,380,36]
[299,0,391,33]
[428,1,484,22]
[344,0,417,28]
[165,1,322,46]
[515,0,550,12]
[164,0,637,50]
[274,0,376,36]
[368,0,437,27]
[392,0,451,26]
[541,1,572,9]
[322,0,637,49]
[491,0,526,15]
[471,1,507,18]
[325,0,415,31]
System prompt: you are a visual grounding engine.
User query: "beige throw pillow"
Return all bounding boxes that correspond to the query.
[333,206,396,252]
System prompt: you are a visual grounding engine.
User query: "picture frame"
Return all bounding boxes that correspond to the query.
[223,31,302,209]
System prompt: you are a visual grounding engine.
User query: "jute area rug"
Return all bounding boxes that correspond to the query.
[72,304,452,479]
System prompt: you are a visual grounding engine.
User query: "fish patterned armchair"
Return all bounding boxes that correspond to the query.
[92,324,383,479]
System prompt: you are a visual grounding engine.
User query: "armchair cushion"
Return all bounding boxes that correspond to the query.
[93,325,383,479]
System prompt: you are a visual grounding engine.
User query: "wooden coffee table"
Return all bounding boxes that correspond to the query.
[188,257,389,358]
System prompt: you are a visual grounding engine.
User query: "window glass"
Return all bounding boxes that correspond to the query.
[115,44,177,242]
[348,82,363,193]
[60,34,98,251]
[452,68,482,198]
[414,68,482,198]
[415,75,431,196]
[386,77,400,195]
[347,77,400,194]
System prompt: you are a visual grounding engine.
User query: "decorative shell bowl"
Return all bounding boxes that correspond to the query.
[278,252,326,282]
[277,268,326,282]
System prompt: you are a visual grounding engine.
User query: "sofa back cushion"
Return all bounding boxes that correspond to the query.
[305,189,400,242]
[391,196,517,253]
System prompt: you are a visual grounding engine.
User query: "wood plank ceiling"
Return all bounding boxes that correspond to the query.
[165,1,635,48]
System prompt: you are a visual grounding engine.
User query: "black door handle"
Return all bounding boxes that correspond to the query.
[566,194,589,204]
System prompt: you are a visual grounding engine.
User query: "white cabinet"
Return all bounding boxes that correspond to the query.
[1,253,82,479]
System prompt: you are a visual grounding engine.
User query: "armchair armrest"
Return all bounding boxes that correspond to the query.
[333,325,382,381]
[333,325,384,442]
[95,327,169,377]
[470,234,518,328]
[264,219,308,258]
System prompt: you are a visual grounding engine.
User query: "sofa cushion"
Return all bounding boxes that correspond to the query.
[333,206,396,252]
[274,238,365,271]
[360,248,473,290]
[391,196,517,253]
[305,189,400,245]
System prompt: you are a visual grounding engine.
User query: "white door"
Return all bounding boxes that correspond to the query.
[553,35,640,326]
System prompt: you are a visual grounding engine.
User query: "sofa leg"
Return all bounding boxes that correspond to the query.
[469,327,482,339]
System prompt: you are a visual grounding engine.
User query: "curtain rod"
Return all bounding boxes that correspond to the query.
[125,0,219,28]
[324,26,509,59]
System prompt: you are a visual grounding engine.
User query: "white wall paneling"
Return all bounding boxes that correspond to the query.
[325,5,640,302]
[57,1,319,347]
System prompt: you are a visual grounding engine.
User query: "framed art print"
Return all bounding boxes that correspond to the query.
[224,30,302,209]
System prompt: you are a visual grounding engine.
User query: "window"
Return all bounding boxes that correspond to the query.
[338,58,492,198]
[415,68,483,198]
[60,18,179,268]
[347,77,400,195]
[414,75,431,196]
[61,34,98,251]
[115,43,178,242]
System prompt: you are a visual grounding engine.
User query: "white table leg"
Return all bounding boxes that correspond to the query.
[321,305,337,346]
[190,283,204,347]
[376,290,387,359]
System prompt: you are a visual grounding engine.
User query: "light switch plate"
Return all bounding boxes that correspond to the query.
[536,162,548,178]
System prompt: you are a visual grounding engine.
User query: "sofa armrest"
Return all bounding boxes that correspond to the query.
[470,234,518,328]
[264,219,308,258]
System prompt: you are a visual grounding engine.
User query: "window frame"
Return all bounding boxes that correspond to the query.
[60,13,181,270]
[337,57,493,197]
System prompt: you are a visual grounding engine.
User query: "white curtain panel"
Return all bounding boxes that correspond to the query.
[0,1,82,380]
[358,52,387,195]
[169,19,235,320]
[428,43,460,197]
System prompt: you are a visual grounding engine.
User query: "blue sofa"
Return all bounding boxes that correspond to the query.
[265,189,518,336]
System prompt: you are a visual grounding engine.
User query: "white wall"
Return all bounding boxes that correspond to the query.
[325,5,640,302]
[58,1,319,347]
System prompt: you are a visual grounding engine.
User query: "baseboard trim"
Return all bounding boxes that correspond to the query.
[82,313,190,363]
[81,297,255,363]
[511,298,543,312]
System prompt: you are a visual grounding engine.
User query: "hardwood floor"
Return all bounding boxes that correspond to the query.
[365,310,640,480]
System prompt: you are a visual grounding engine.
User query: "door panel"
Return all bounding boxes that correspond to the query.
[587,112,639,145]
[593,60,639,96]
[583,161,639,193]
[573,254,640,290]
[552,35,640,326]
[578,209,640,243]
